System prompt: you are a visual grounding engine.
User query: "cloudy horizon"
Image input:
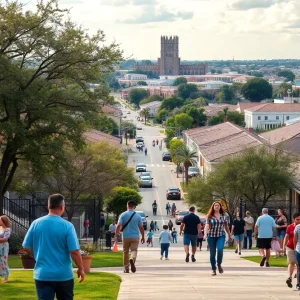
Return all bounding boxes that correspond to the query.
[22,0,300,60]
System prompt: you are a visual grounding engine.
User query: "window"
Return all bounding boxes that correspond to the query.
[258,116,261,120]
[264,116,268,121]
[286,116,290,120]
[276,116,279,120]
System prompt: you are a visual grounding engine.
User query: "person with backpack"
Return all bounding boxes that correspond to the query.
[115,201,145,273]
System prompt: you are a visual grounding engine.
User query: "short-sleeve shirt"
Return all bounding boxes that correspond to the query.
[286,223,296,249]
[147,232,153,239]
[244,216,254,230]
[294,225,300,253]
[233,219,245,235]
[206,215,227,237]
[255,214,276,238]
[22,215,79,281]
[118,210,142,239]
[182,213,200,235]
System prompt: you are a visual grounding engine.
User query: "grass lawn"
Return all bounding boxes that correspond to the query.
[9,251,123,269]
[159,129,165,134]
[243,255,287,267]
[3,271,121,300]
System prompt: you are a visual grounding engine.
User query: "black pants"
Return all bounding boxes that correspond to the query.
[35,279,74,300]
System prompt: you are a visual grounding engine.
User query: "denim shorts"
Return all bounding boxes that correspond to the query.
[234,233,244,242]
[183,234,198,247]
[277,231,285,239]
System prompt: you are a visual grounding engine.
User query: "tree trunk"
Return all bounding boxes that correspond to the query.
[185,163,189,185]
[176,163,179,178]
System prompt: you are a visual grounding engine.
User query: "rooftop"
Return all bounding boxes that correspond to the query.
[245,103,300,113]
[83,130,121,147]
[203,104,237,117]
[236,102,262,113]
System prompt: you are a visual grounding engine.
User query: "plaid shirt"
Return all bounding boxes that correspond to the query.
[206,216,226,237]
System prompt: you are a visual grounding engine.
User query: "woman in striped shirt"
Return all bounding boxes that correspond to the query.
[204,202,231,276]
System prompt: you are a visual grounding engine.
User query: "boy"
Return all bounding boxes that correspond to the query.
[147,229,154,247]
[159,225,172,260]
[171,228,178,243]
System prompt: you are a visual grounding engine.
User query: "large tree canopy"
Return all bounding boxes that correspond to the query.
[241,78,272,102]
[177,83,199,100]
[0,0,123,211]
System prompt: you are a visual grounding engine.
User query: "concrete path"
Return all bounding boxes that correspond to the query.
[95,248,300,300]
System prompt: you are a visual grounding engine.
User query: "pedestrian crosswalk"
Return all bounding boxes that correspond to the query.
[146,164,173,168]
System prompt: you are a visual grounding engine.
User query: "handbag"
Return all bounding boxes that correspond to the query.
[120,212,136,232]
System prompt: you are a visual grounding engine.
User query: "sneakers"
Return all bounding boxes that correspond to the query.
[217,264,224,274]
[191,255,196,262]
[238,251,241,255]
[185,253,190,263]
[124,268,129,273]
[129,258,136,273]
[260,256,266,267]
[286,277,293,288]
[265,262,270,267]
[235,249,238,254]
[296,284,300,290]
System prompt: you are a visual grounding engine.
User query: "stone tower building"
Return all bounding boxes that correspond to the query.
[159,36,180,75]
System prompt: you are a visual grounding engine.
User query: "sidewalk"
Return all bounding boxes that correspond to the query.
[95,248,299,300]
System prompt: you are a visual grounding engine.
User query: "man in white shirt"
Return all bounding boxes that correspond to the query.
[109,221,117,238]
[243,211,254,249]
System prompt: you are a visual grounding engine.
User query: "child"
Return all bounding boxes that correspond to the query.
[147,229,153,247]
[159,225,172,260]
[154,221,159,231]
[171,228,177,243]
[197,224,204,251]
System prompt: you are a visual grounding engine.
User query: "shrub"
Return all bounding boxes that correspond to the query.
[9,234,25,254]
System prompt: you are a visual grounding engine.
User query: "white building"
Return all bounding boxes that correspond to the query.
[124,73,147,80]
[139,101,161,117]
[244,103,300,130]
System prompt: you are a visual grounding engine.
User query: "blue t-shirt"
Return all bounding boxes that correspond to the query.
[256,214,276,238]
[147,232,153,239]
[118,210,142,238]
[22,215,79,281]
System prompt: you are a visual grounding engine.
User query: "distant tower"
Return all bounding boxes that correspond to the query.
[159,36,180,76]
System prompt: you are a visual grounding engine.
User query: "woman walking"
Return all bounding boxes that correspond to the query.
[0,215,12,283]
[168,220,173,231]
[154,221,159,231]
[275,209,288,256]
[150,221,155,232]
[204,202,231,276]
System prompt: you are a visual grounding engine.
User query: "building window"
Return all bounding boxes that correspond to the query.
[276,116,279,120]
[264,116,268,121]
[286,116,290,120]
[258,116,261,120]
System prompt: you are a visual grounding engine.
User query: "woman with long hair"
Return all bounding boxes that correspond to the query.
[275,208,288,257]
[204,202,231,276]
[0,215,12,283]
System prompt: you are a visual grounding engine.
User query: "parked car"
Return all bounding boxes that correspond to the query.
[139,172,151,178]
[127,111,131,114]
[139,175,153,188]
[175,210,189,225]
[136,211,148,229]
[162,152,171,161]
[136,163,146,172]
[136,124,142,130]
[188,167,200,178]
[166,187,181,200]
[136,135,144,143]
[136,141,144,148]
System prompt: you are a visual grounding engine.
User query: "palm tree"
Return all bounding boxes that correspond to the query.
[177,146,198,185]
[140,108,150,125]
[223,107,229,122]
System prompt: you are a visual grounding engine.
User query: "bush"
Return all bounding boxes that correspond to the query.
[9,234,25,254]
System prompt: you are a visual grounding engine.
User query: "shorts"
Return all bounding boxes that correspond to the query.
[183,234,198,247]
[234,233,244,242]
[286,247,297,264]
[257,238,272,250]
[277,232,285,239]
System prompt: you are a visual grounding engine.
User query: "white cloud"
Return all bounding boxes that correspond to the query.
[100,0,156,6]
[228,0,287,10]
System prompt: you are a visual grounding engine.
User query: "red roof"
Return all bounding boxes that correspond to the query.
[245,103,300,112]
[83,130,121,147]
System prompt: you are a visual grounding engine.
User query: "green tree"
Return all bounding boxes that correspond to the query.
[169,139,185,178]
[208,111,245,126]
[92,115,119,135]
[121,121,136,144]
[0,0,122,212]
[106,73,121,90]
[140,108,150,124]
[182,106,207,127]
[160,96,184,111]
[176,146,198,185]
[273,82,293,98]
[105,186,142,220]
[211,69,216,74]
[174,113,193,131]
[173,77,188,86]
[247,71,264,77]
[241,78,273,102]
[137,81,147,86]
[139,95,163,105]
[215,85,234,103]
[193,97,208,107]
[278,70,295,82]
[177,83,199,100]
[155,108,168,123]
[128,88,148,106]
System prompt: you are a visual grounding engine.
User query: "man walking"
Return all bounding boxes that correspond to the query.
[243,211,254,249]
[115,200,145,273]
[180,206,201,263]
[152,200,158,216]
[109,220,117,239]
[254,208,277,267]
[22,194,85,300]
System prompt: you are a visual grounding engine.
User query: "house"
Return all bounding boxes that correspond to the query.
[120,86,177,100]
[100,104,122,129]
[236,102,262,113]
[203,104,237,118]
[83,130,121,148]
[232,75,255,84]
[139,101,161,117]
[244,103,300,130]
[182,122,264,177]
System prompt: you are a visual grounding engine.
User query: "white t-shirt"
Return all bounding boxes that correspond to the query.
[244,216,254,230]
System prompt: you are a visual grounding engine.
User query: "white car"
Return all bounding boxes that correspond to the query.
[136,142,144,148]
[136,124,142,130]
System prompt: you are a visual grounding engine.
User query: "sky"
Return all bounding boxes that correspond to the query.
[22,0,300,60]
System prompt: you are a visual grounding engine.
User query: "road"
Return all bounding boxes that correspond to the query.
[118,100,188,248]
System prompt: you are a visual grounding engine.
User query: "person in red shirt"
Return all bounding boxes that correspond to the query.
[283,212,300,289]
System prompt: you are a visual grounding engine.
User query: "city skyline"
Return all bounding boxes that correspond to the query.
[23,0,300,60]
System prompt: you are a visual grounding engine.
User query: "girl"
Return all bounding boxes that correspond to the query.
[275,209,288,257]
[147,229,154,247]
[0,215,12,283]
[159,225,172,260]
[204,202,231,276]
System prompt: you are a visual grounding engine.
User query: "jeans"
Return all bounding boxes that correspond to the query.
[161,243,170,258]
[296,251,300,283]
[172,236,177,243]
[207,235,226,270]
[35,279,74,300]
[243,230,253,249]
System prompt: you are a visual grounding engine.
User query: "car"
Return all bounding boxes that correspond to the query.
[136,211,148,229]
[188,167,200,178]
[139,175,153,188]
[136,163,146,172]
[136,124,142,130]
[166,187,181,200]
[162,152,171,161]
[136,141,144,148]
[139,172,151,178]
[175,210,189,225]
[136,136,144,143]
[127,111,131,114]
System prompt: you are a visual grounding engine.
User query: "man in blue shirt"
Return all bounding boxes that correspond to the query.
[23,194,84,300]
[115,200,145,273]
[254,207,277,267]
